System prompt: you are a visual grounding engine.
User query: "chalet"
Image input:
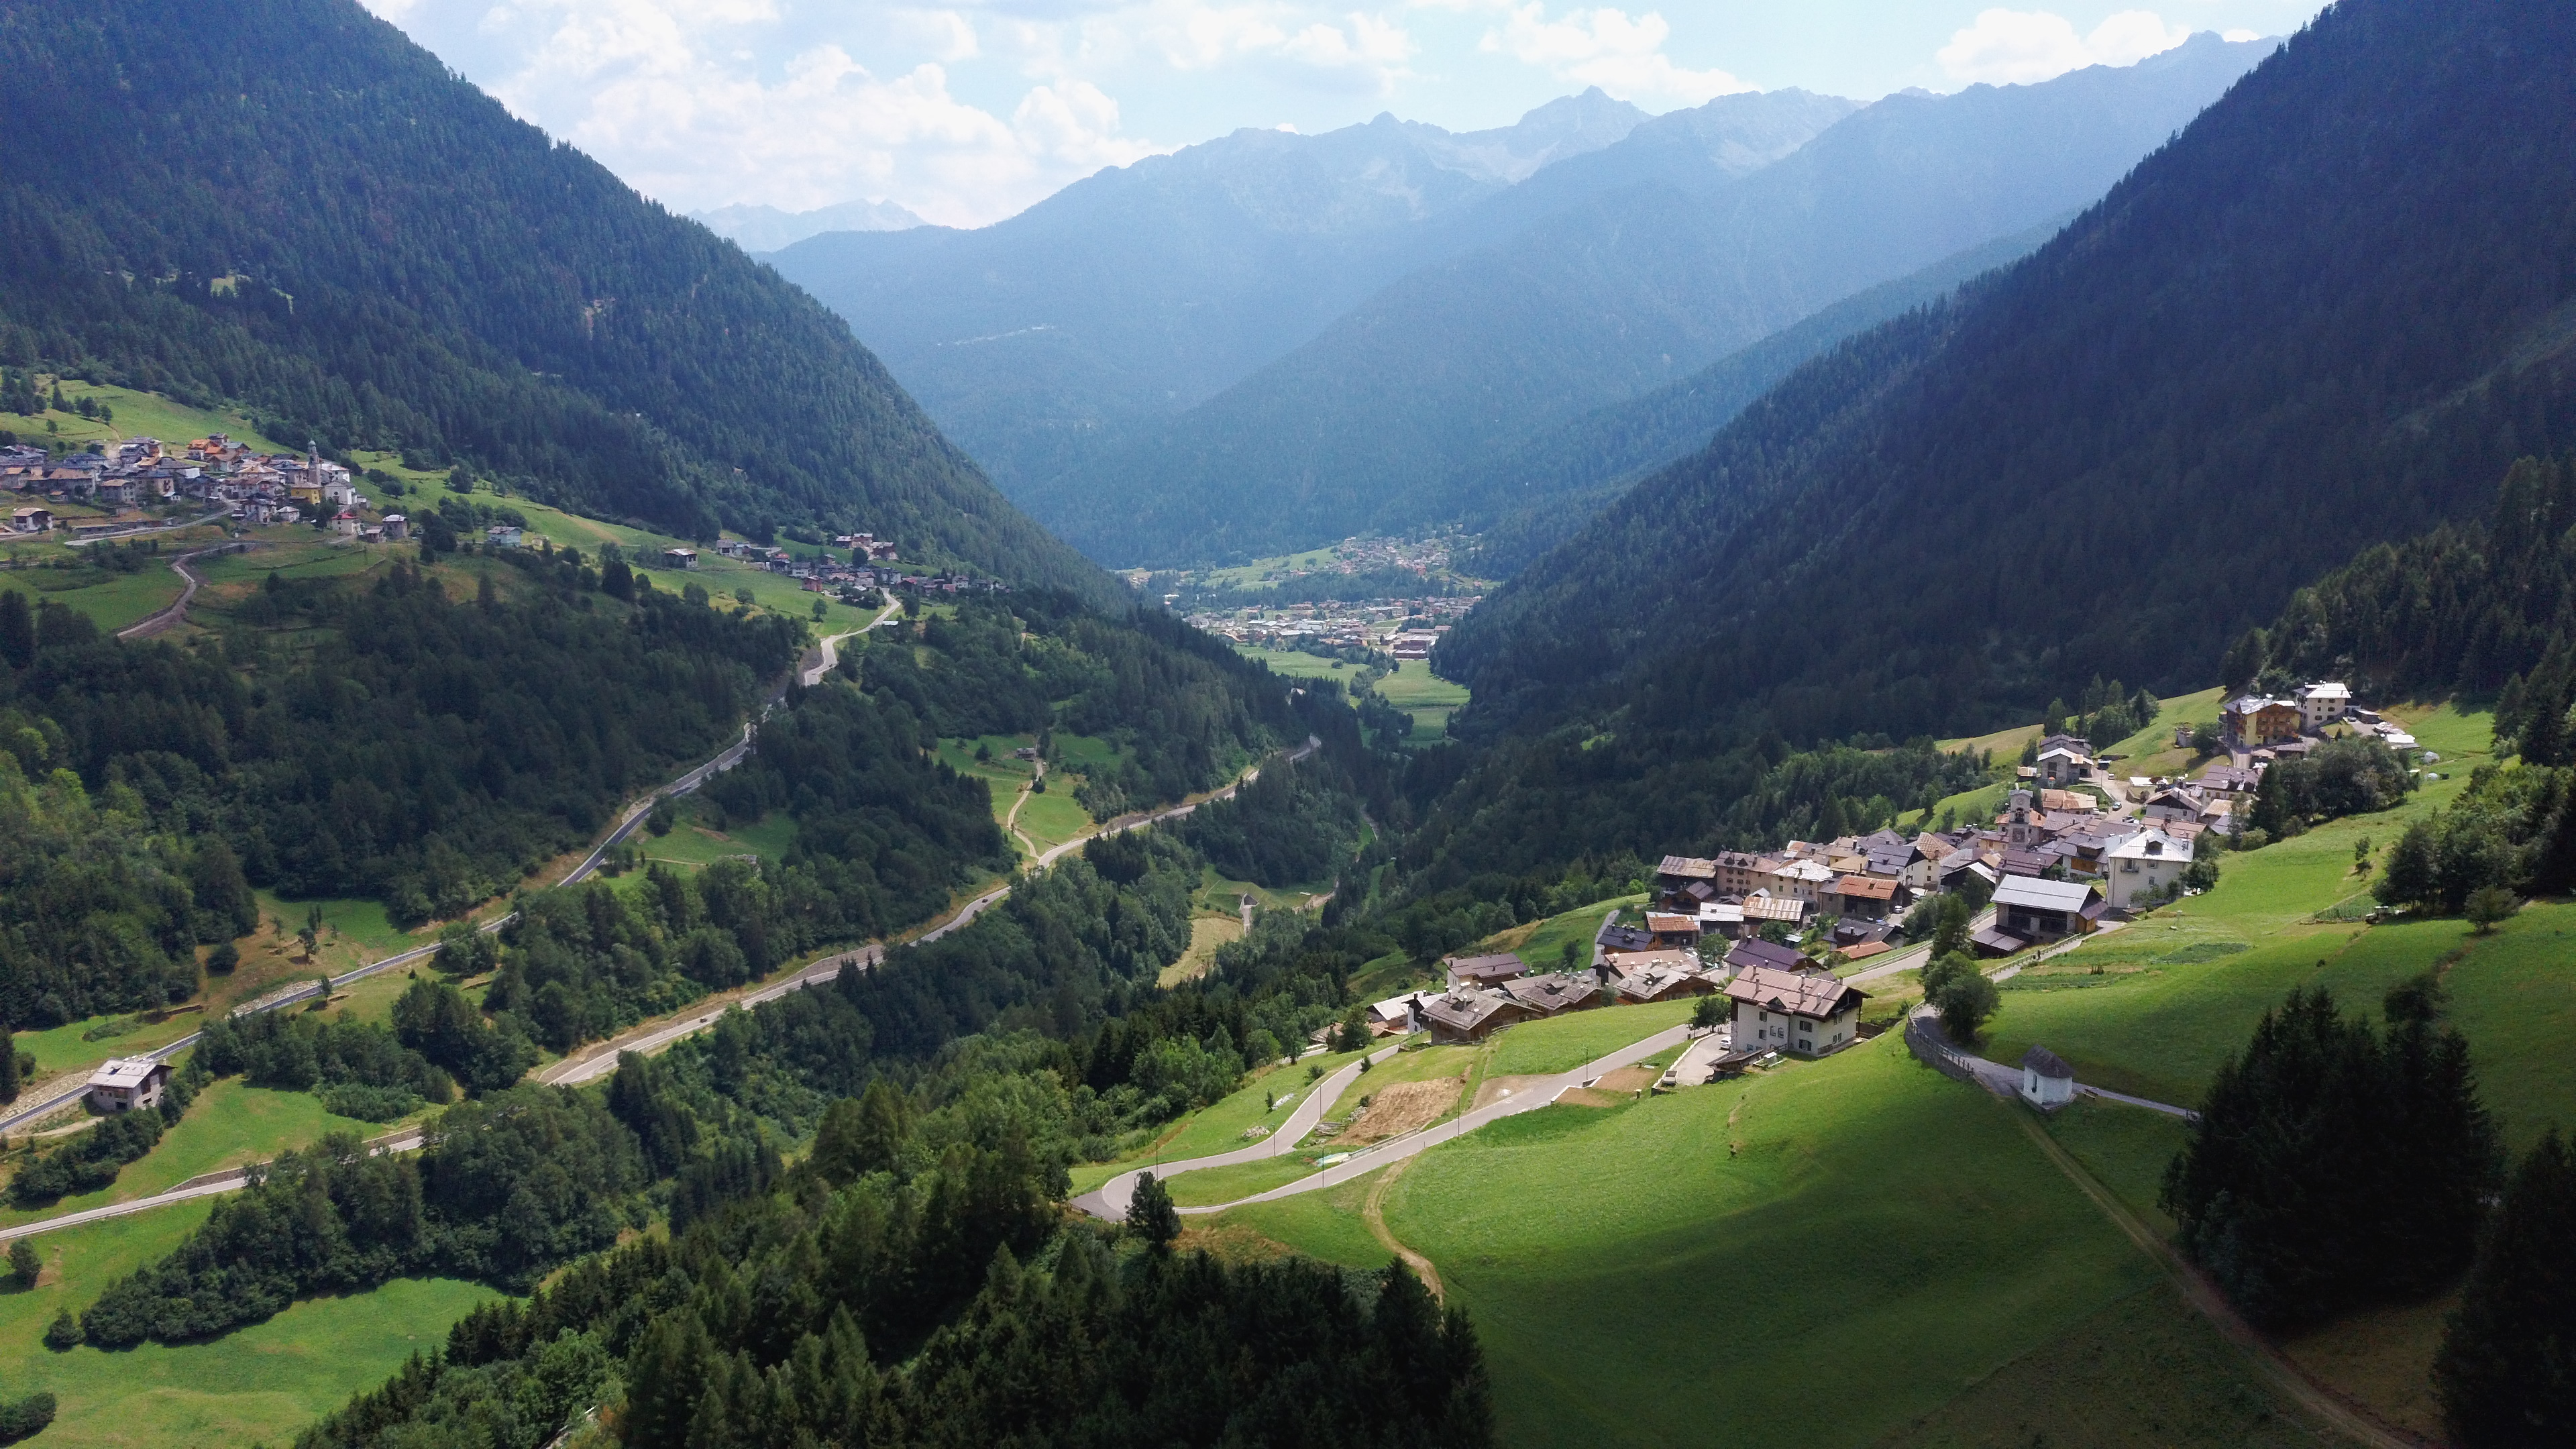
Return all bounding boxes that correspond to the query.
[2035,745,2089,788]
[1594,917,1654,960]
[2019,1046,2076,1110]
[1723,937,1807,977]
[87,1057,169,1113]
[381,515,409,540]
[1937,850,1998,897]
[2038,733,2091,758]
[1713,851,1768,896]
[486,525,523,547]
[1503,971,1602,1017]
[9,506,50,533]
[1724,965,1867,1057]
[1419,987,1532,1045]
[2038,788,2095,815]
[1991,875,2102,943]
[2295,681,2352,732]
[1444,953,1527,989]
[1998,847,2055,878]
[1644,912,1702,949]
[2142,785,2206,824]
[1655,855,1717,906]
[661,547,699,570]
[1766,857,1835,904]
[2197,764,2261,798]
[1609,953,1714,1005]
[2105,828,2193,910]
[1825,873,1900,920]
[1368,996,1424,1035]
[2224,695,2301,746]
[1695,900,1746,938]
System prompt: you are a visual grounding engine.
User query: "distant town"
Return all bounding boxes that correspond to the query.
[1130,533,1487,658]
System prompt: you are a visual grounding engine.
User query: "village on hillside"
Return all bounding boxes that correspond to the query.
[1357,680,2433,1093]
[0,433,1019,600]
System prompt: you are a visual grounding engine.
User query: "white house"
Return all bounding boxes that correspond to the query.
[2035,745,2089,788]
[87,1057,169,1113]
[2105,827,2194,909]
[2296,681,2353,733]
[1723,964,1866,1057]
[2019,1046,2076,1110]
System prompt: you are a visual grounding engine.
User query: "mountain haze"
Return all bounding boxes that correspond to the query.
[694,199,926,252]
[0,0,1112,599]
[1440,0,2576,755]
[1018,35,2271,567]
[765,89,1845,493]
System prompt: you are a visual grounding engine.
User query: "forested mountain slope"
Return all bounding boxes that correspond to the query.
[0,0,1114,600]
[767,89,1846,493]
[1450,217,2069,578]
[1018,35,2269,567]
[1440,0,2576,755]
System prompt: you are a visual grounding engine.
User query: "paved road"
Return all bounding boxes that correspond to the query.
[1063,1021,1694,1221]
[1843,908,1996,985]
[66,507,233,551]
[4,1127,425,1240]
[1073,1053,1375,1220]
[113,541,254,640]
[796,598,904,687]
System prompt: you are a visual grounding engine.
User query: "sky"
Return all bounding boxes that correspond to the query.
[360,0,2329,228]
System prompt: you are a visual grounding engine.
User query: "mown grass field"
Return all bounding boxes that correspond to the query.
[1066,1050,1367,1195]
[0,1082,388,1230]
[1479,1000,1696,1077]
[1357,1040,2333,1449]
[0,1206,494,1449]
[1376,661,1469,745]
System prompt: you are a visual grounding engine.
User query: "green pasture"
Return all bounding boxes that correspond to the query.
[1,377,288,456]
[1215,1170,1391,1270]
[0,563,186,633]
[1325,1044,1476,1122]
[640,812,796,873]
[1480,1000,1697,1078]
[1477,892,1646,974]
[0,1204,492,1449]
[1201,544,1341,590]
[7,1014,205,1110]
[0,1082,386,1230]
[1364,1040,2313,1449]
[1375,661,1468,744]
[1881,1283,2332,1449]
[1016,789,1091,855]
[1233,647,1353,681]
[1167,1156,1320,1207]
[1067,1051,1368,1194]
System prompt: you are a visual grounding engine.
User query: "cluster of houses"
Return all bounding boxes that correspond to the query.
[1370,932,1868,1072]
[1183,596,1481,655]
[0,434,410,541]
[1356,680,2400,1077]
[686,537,999,599]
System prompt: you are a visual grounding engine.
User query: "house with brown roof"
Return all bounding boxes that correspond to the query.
[1724,965,1868,1057]
[1723,937,1809,976]
[2224,695,2300,746]
[1644,912,1703,949]
[1825,873,1901,920]
[1419,987,1532,1045]
[1444,953,1527,989]
[1503,972,1603,1018]
[1607,952,1714,1005]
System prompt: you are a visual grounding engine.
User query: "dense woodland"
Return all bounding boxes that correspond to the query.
[0,566,786,1025]
[0,0,1116,600]
[1428,0,2576,892]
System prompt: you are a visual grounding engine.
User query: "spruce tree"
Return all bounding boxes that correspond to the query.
[1127,1171,1180,1252]
[2435,1130,2576,1448]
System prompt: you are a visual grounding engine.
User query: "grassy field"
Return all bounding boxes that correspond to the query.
[1158,916,1245,987]
[1016,788,1091,855]
[1167,1155,1322,1206]
[1376,661,1469,745]
[639,812,796,874]
[1200,1169,1391,1269]
[0,1082,387,1229]
[1480,1000,1697,1077]
[0,1205,494,1449]
[1234,647,1358,682]
[1066,1051,1368,1195]
[1473,892,1648,975]
[1344,1039,2312,1449]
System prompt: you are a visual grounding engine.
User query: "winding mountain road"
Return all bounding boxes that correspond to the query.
[113,541,253,640]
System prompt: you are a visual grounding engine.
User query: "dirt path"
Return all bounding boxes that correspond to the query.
[1004,759,1043,856]
[116,541,251,640]
[1363,1155,1444,1301]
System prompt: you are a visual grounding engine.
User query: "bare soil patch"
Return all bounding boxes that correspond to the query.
[1346,1076,1463,1143]
[1592,1066,1659,1093]
[1556,1087,1624,1108]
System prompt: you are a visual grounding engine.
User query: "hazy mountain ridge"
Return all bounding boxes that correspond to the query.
[765,89,1850,496]
[694,198,924,252]
[1438,0,2576,750]
[1020,35,2271,568]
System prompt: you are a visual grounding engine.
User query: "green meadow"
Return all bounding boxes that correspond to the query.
[0,1207,492,1449]
[0,1082,388,1231]
[1375,661,1469,744]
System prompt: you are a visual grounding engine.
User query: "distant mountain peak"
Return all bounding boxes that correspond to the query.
[693,198,925,254]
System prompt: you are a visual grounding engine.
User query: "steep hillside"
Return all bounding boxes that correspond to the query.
[1440,0,2576,755]
[1449,217,2070,578]
[692,198,924,252]
[767,89,1843,492]
[1021,36,2269,567]
[0,0,1114,600]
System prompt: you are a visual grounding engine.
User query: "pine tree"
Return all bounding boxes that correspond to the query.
[0,592,32,672]
[2435,1130,2576,1447]
[1127,1172,1179,1252]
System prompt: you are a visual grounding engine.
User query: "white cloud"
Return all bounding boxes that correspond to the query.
[1483,4,1746,106]
[1935,8,2190,88]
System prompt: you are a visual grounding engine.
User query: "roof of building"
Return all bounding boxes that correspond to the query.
[1417,989,1520,1034]
[1644,912,1701,933]
[1444,952,1526,981]
[1595,921,1655,953]
[1368,996,1421,1023]
[2021,1045,2076,1079]
[1831,875,1898,900]
[2108,828,2193,863]
[2300,681,2352,700]
[1839,941,1893,961]
[1656,855,1717,879]
[1698,902,1745,925]
[88,1057,163,1089]
[1725,938,1806,973]
[1992,875,2100,913]
[1723,964,1866,1022]
[1610,955,1709,1002]
[1503,973,1601,1013]
[1740,893,1808,922]
[1970,926,2029,954]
